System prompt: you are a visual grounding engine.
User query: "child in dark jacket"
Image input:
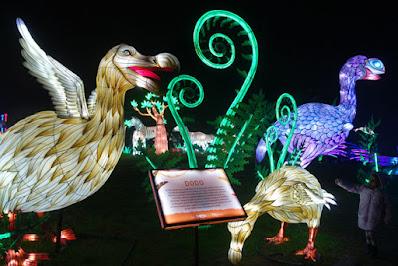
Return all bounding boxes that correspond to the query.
[335,172,392,258]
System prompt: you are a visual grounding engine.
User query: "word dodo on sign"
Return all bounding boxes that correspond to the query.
[185,180,204,187]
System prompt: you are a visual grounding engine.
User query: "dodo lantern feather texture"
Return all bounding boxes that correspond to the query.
[228,166,336,263]
[0,18,179,213]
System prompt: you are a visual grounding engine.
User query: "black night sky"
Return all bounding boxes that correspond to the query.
[1,1,397,155]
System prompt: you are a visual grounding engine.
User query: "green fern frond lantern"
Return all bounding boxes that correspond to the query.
[193,10,259,168]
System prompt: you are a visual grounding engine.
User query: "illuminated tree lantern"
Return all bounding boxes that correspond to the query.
[130,93,179,155]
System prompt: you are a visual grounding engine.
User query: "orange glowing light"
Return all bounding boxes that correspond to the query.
[52,228,77,243]
[22,234,40,242]
[26,253,49,261]
[8,212,17,231]
[5,248,26,265]
[8,212,16,221]
[35,212,45,218]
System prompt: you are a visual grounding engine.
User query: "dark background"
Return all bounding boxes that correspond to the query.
[1,3,397,264]
[1,0,397,155]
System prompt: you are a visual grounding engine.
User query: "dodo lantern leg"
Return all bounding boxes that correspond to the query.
[266,221,289,244]
[295,227,319,261]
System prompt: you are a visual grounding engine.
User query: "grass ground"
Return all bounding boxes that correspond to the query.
[12,154,398,265]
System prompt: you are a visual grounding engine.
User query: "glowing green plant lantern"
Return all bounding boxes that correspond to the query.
[264,93,298,173]
[193,10,259,168]
[167,75,204,168]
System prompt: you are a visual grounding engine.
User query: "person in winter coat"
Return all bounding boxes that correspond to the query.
[335,172,392,257]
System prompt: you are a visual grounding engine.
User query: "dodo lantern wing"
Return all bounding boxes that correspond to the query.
[0,18,179,214]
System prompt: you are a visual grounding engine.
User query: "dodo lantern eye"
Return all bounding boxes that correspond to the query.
[121,49,132,56]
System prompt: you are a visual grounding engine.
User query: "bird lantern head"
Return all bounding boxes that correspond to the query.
[340,55,385,82]
[111,44,180,93]
[364,58,385,80]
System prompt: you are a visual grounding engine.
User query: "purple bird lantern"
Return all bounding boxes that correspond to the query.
[256,55,385,168]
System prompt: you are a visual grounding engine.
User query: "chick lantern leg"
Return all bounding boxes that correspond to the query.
[265,221,289,244]
[295,227,318,262]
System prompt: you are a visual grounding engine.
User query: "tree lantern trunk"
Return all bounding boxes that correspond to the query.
[153,107,168,154]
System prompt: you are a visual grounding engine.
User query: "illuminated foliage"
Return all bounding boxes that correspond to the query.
[353,116,382,184]
[207,90,275,184]
[346,118,398,178]
[122,146,132,154]
[254,93,299,182]
[357,115,380,155]
[193,10,259,168]
[166,75,204,168]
